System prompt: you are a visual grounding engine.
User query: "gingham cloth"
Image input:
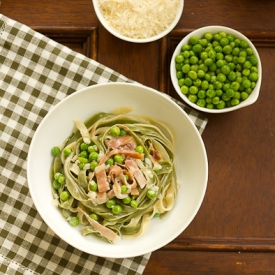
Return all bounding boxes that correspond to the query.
[0,14,208,275]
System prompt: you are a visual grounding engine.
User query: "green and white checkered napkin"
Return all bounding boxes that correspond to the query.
[0,14,208,275]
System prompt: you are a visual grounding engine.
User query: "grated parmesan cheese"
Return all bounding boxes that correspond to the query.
[98,0,181,39]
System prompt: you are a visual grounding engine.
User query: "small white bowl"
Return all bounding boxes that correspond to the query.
[27,82,207,258]
[170,26,262,113]
[92,0,184,43]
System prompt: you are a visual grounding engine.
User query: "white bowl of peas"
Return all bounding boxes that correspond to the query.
[170,26,262,113]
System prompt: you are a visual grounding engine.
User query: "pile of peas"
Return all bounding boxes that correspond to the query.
[174,31,259,109]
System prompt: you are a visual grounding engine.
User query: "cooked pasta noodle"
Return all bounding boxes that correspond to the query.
[51,112,178,243]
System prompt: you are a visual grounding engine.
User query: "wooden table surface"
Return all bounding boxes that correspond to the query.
[2,1,275,274]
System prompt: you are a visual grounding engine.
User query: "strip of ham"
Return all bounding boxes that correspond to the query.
[125,158,147,189]
[77,207,120,243]
[106,135,133,149]
[94,164,110,192]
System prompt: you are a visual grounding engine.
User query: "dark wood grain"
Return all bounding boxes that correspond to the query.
[1,0,275,274]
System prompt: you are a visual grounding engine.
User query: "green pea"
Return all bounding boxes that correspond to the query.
[106,200,116,209]
[79,151,88,158]
[221,65,230,75]
[216,89,223,97]
[89,182,98,192]
[109,126,120,137]
[190,56,199,64]
[241,92,249,100]
[204,32,213,41]
[242,79,251,88]
[180,85,189,95]
[53,180,61,190]
[249,72,258,82]
[121,185,128,194]
[188,70,197,80]
[216,53,224,60]
[114,154,124,164]
[69,217,79,227]
[182,50,190,58]
[212,97,220,105]
[240,40,249,48]
[198,90,206,99]
[192,44,203,53]
[58,175,65,184]
[123,196,131,204]
[112,205,122,215]
[199,38,208,47]
[238,56,246,64]
[214,45,223,53]
[197,70,205,78]
[60,190,70,201]
[184,78,193,87]
[176,71,183,79]
[197,99,206,107]
[89,151,98,161]
[178,78,185,87]
[135,145,144,154]
[89,213,99,221]
[231,98,240,106]
[201,80,209,90]
[217,100,226,109]
[189,86,198,95]
[182,64,190,73]
[90,161,98,171]
[106,158,114,166]
[189,35,199,45]
[230,81,240,91]
[88,145,96,153]
[130,199,139,208]
[216,59,225,68]
[223,45,232,54]
[188,94,197,103]
[147,189,157,200]
[233,91,241,99]
[206,103,214,109]
[118,128,126,136]
[175,54,184,63]
[204,58,213,66]
[228,71,236,81]
[181,44,190,51]
[216,73,226,83]
[80,142,89,151]
[63,148,72,157]
[176,62,184,71]
[51,146,60,156]
[226,89,235,98]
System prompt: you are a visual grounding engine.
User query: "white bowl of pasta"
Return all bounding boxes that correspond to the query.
[27,82,207,258]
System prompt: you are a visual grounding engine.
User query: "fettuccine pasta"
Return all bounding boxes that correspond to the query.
[51,112,178,243]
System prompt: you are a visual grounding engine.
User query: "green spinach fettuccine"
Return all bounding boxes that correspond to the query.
[51,112,177,243]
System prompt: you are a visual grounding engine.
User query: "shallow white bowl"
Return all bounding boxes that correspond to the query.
[27,82,207,258]
[92,0,184,43]
[170,25,262,113]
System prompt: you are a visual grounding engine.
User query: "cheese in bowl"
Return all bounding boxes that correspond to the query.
[92,0,184,43]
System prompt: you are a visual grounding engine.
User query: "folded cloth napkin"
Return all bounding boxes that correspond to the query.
[0,14,208,275]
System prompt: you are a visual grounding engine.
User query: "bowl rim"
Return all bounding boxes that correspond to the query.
[170,25,262,113]
[27,82,208,258]
[92,0,184,43]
